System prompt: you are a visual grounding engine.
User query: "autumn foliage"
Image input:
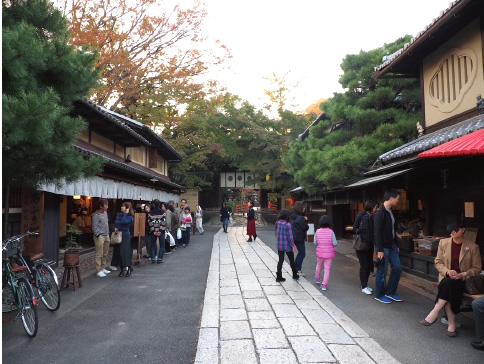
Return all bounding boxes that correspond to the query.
[59,0,229,112]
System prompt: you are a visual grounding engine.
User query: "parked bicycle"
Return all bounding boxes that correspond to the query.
[2,233,39,337]
[5,232,61,311]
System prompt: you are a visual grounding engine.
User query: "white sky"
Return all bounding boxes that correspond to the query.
[202,0,454,112]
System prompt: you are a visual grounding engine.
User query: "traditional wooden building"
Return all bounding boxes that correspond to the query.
[293,0,484,279]
[4,98,184,264]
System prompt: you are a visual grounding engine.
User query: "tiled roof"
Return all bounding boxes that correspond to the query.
[93,103,183,161]
[77,98,151,146]
[79,98,183,161]
[374,0,465,74]
[75,140,184,190]
[378,115,484,163]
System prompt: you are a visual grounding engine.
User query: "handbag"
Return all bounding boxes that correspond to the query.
[352,235,372,251]
[166,231,176,247]
[465,274,484,295]
[110,231,122,245]
[176,228,182,240]
[229,216,233,223]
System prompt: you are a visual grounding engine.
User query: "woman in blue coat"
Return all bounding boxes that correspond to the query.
[114,202,135,277]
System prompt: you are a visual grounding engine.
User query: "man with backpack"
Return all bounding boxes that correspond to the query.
[353,200,379,295]
[148,199,166,264]
[374,189,403,304]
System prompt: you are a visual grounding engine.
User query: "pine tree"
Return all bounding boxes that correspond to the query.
[2,0,103,190]
[283,36,420,191]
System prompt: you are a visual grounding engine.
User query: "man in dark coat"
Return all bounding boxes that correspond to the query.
[374,188,402,304]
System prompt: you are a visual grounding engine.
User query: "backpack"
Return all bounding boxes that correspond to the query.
[358,212,373,244]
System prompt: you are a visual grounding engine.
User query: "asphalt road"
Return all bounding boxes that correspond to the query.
[2,226,217,364]
[255,227,482,364]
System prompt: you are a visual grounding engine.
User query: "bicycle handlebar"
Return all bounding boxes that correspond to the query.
[2,231,39,251]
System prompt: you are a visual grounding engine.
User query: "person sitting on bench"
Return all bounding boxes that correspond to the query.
[419,221,481,337]
[471,296,484,351]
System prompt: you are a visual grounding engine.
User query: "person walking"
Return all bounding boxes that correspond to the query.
[115,202,134,277]
[275,209,298,282]
[314,215,337,291]
[92,199,111,277]
[220,202,232,233]
[374,188,403,303]
[148,199,166,264]
[246,200,257,242]
[195,205,204,235]
[353,200,378,295]
[181,207,193,247]
[291,201,309,277]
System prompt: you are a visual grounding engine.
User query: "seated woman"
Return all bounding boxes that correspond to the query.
[420,221,482,337]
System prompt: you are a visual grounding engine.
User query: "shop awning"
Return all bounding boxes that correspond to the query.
[344,168,414,188]
[418,129,484,158]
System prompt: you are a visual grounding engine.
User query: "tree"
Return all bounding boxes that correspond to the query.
[283,36,420,191]
[165,92,311,191]
[2,0,104,235]
[57,0,230,114]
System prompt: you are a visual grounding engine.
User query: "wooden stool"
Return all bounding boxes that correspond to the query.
[60,265,82,291]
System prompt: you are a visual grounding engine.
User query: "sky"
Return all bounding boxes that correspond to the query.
[201,0,454,113]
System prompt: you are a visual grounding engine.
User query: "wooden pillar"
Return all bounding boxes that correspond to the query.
[21,189,44,257]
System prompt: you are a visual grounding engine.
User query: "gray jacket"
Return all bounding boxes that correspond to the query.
[92,211,109,237]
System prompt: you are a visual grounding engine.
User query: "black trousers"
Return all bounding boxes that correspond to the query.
[277,250,296,275]
[356,249,373,288]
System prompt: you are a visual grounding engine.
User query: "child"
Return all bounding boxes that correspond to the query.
[275,209,299,282]
[314,215,337,291]
[181,207,192,247]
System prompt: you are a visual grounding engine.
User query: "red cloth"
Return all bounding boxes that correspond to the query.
[247,219,256,235]
[450,240,462,273]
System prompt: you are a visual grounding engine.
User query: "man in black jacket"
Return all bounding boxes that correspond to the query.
[374,189,403,304]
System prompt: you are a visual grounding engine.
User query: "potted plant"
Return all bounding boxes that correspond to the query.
[63,223,82,266]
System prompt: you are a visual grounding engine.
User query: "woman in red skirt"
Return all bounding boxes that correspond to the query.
[246,200,257,242]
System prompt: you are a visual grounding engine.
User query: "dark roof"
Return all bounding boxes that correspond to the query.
[374,0,480,77]
[298,113,330,140]
[75,99,150,147]
[377,115,484,164]
[77,99,183,161]
[345,168,414,188]
[96,105,183,162]
[75,140,184,191]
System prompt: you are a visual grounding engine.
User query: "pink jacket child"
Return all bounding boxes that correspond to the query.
[314,215,338,291]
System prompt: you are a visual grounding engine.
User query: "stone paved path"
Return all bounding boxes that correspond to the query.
[195,227,400,364]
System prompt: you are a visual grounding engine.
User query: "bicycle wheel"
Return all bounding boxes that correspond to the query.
[36,264,60,311]
[17,277,38,337]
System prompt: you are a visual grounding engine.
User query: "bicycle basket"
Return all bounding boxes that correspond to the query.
[2,239,23,259]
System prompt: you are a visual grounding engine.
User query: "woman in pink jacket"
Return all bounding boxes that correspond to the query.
[314,215,338,291]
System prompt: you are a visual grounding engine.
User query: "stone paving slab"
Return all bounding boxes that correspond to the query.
[195,227,399,364]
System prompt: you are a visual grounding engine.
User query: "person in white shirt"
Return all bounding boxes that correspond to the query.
[195,205,204,235]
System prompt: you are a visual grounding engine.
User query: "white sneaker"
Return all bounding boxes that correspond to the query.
[102,269,111,274]
[109,265,118,271]
[367,287,373,292]
[362,287,372,295]
[297,270,306,277]
[96,271,106,277]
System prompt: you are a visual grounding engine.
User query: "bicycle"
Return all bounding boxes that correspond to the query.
[2,233,39,337]
[7,232,61,311]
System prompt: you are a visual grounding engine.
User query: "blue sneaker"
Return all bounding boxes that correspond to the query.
[385,294,403,302]
[375,296,392,304]
[314,275,321,284]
